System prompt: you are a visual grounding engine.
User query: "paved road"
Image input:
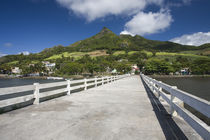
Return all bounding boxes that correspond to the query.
[0,76,200,140]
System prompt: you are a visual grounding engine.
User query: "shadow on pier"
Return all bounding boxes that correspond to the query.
[141,77,188,140]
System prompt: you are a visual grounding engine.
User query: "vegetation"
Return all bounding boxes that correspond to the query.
[0,27,210,76]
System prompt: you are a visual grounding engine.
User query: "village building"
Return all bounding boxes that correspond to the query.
[11,67,22,74]
[180,68,190,75]
[42,61,56,74]
[131,64,139,74]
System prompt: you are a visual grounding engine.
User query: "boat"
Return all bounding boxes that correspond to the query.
[47,77,63,80]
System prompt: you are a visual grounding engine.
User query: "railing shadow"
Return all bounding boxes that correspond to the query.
[140,76,188,140]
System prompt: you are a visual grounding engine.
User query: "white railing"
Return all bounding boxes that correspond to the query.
[141,74,210,140]
[0,74,130,108]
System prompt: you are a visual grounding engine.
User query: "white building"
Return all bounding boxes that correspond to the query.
[131,64,139,74]
[42,61,56,74]
[11,67,22,74]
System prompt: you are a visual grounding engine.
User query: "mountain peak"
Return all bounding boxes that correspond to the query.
[99,27,113,34]
[93,27,116,39]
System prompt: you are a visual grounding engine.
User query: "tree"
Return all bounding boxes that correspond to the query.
[144,59,174,75]
[128,52,147,62]
[190,58,210,74]
[176,56,190,68]
[115,63,131,74]
[59,62,83,75]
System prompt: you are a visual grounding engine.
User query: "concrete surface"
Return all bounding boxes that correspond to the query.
[0,76,201,140]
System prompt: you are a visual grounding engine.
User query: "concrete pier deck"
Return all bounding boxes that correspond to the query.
[0,76,200,140]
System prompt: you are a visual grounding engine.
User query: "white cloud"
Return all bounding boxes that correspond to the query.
[121,10,173,36]
[170,32,210,46]
[3,42,13,47]
[166,0,192,8]
[56,0,163,21]
[182,0,191,4]
[56,0,188,36]
[0,52,7,57]
[120,30,135,36]
[18,51,30,55]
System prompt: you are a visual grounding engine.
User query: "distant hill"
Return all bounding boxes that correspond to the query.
[39,27,208,55]
[0,27,210,64]
[199,43,210,49]
[64,27,200,52]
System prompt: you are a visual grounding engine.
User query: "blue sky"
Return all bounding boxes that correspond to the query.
[0,0,210,56]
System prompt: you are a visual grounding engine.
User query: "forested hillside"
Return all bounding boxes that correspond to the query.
[0,27,210,76]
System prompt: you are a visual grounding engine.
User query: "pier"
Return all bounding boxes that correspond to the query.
[0,75,209,140]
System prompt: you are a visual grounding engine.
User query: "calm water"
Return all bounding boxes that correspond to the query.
[154,77,210,101]
[0,78,66,100]
[0,78,64,88]
[0,77,210,101]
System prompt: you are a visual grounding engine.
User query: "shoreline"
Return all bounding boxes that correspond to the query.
[1,74,210,79]
[0,76,48,79]
[0,74,83,80]
[148,75,210,78]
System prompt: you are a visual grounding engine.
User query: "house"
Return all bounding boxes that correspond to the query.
[11,67,22,74]
[131,64,139,74]
[42,61,50,65]
[28,73,40,77]
[111,69,117,74]
[180,68,190,75]
[28,64,35,67]
[42,61,55,68]
[46,63,56,68]
[118,59,128,62]
[42,61,56,74]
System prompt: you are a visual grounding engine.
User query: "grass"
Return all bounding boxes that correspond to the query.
[113,50,152,56]
[7,61,19,65]
[180,48,210,56]
[113,51,126,56]
[128,51,138,55]
[31,60,39,64]
[45,49,209,61]
[156,52,208,59]
[45,52,85,60]
[45,50,108,60]
[141,50,153,57]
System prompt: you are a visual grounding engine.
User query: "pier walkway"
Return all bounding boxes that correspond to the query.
[0,76,201,140]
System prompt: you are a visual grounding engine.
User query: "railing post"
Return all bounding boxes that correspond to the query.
[33,83,40,105]
[149,81,153,89]
[84,78,87,90]
[170,86,177,116]
[157,81,162,99]
[104,77,106,83]
[102,77,104,85]
[152,81,156,93]
[95,77,97,87]
[67,80,71,95]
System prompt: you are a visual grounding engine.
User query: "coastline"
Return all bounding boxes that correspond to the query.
[0,76,48,79]
[0,74,83,80]
[149,75,210,78]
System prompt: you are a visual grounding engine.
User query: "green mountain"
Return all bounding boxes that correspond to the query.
[1,27,210,76]
[0,27,210,64]
[39,27,205,55]
[64,27,199,52]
